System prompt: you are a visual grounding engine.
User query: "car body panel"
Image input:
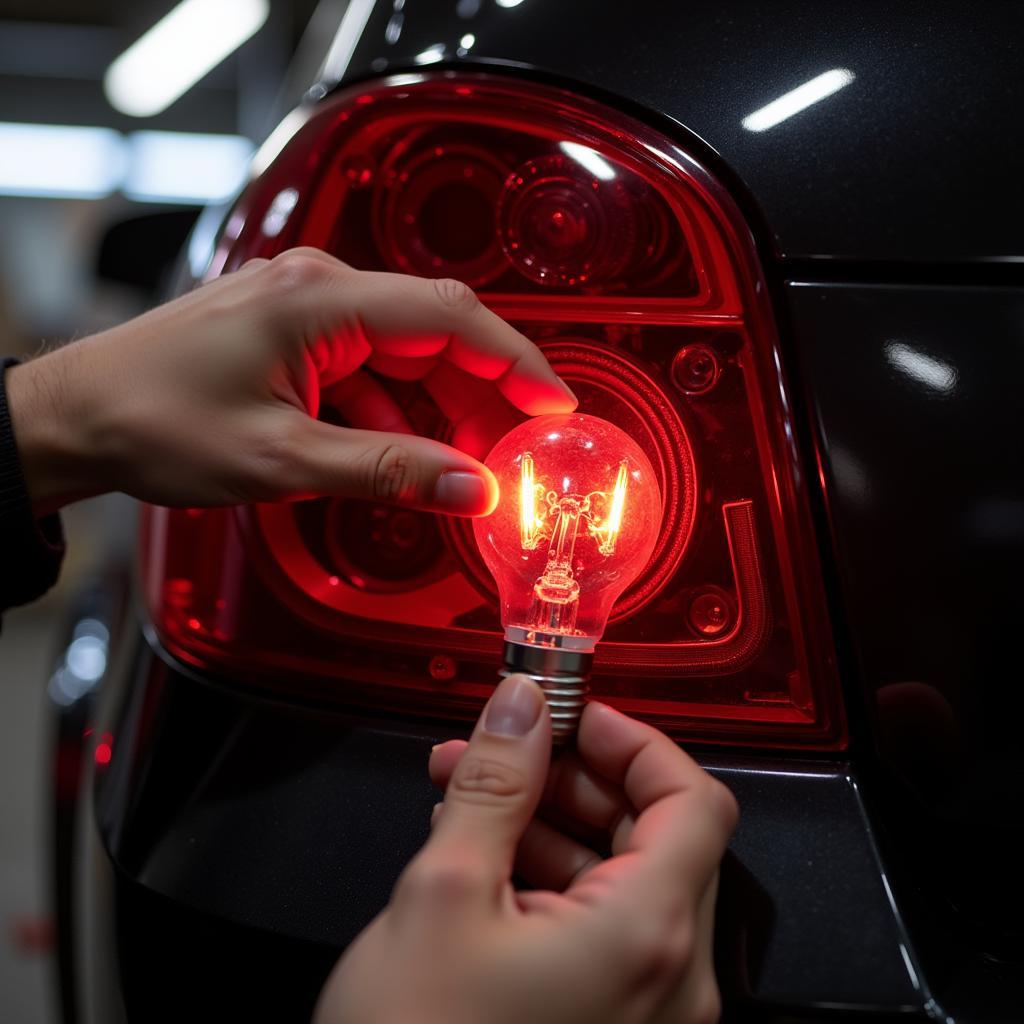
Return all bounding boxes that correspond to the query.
[336,0,1024,263]
[92,634,927,1016]
[786,281,1024,977]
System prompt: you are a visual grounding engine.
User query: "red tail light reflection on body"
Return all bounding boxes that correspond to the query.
[142,73,845,749]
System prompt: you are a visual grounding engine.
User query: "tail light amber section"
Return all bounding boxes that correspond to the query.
[143,73,844,749]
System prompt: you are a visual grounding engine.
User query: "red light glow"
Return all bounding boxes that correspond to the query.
[140,73,845,749]
[474,414,661,650]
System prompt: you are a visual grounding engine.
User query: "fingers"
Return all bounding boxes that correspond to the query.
[321,371,413,434]
[262,250,577,416]
[650,874,723,1024]
[430,740,630,839]
[365,351,438,381]
[292,420,497,514]
[400,675,551,911]
[431,795,603,893]
[579,703,737,833]
[423,362,524,460]
[514,817,604,892]
[430,708,738,882]
[429,739,626,892]
[569,703,738,912]
[353,274,577,414]
[428,739,468,784]
[540,749,632,835]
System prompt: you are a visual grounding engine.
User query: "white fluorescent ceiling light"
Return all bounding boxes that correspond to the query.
[124,131,252,203]
[742,68,854,132]
[0,123,252,203]
[0,122,125,199]
[105,0,270,117]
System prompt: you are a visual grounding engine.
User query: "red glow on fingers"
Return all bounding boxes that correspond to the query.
[452,411,523,461]
[481,468,500,516]
[303,352,320,419]
[498,373,578,416]
[368,331,449,358]
[445,335,510,380]
[366,350,440,381]
[432,466,498,516]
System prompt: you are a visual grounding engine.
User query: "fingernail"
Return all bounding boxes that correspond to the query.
[430,801,443,827]
[484,675,543,737]
[433,470,489,514]
[556,377,579,407]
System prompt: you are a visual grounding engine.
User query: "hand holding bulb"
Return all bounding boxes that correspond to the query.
[315,674,736,1024]
[473,414,662,741]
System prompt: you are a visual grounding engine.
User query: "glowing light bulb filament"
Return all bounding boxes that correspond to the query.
[546,495,583,577]
[519,453,546,549]
[513,453,635,635]
[533,493,583,624]
[597,461,629,555]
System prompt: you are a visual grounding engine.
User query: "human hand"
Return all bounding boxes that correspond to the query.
[314,676,737,1024]
[6,248,576,515]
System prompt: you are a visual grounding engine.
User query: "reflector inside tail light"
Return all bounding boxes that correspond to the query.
[144,73,844,749]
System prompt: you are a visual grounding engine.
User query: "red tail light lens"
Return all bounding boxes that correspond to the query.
[143,73,844,749]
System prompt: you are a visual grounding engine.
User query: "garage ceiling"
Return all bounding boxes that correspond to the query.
[0,1,323,137]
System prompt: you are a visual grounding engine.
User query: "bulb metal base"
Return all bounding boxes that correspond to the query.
[501,641,593,745]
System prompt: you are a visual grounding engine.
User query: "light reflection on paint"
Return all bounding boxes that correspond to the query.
[742,69,854,132]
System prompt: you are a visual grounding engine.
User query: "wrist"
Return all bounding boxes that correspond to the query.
[5,347,109,515]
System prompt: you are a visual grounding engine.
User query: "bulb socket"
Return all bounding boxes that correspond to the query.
[500,641,593,745]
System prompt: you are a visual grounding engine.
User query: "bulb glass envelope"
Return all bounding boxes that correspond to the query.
[474,414,661,651]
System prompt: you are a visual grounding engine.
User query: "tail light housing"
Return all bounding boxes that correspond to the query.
[143,73,844,749]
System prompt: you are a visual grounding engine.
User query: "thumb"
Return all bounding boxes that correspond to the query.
[408,676,551,904]
[291,419,498,515]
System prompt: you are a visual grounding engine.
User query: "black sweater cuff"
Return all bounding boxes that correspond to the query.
[0,357,65,614]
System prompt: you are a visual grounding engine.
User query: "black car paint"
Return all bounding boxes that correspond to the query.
[54,1,1024,1021]
[86,636,927,1018]
[338,0,1024,265]
[787,281,1024,1003]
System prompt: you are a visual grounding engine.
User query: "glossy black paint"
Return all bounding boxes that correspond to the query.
[786,282,1024,1017]
[336,0,1024,264]
[83,634,927,1019]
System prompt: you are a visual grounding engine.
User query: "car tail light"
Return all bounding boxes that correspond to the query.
[142,73,844,749]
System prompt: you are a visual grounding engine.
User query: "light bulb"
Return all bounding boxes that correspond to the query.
[473,414,662,741]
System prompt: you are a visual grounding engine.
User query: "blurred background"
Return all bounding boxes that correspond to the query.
[0,2,336,1017]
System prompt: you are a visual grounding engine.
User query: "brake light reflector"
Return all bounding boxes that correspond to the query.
[143,72,845,749]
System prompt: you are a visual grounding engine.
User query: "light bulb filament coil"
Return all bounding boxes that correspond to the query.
[595,460,629,555]
[515,453,633,635]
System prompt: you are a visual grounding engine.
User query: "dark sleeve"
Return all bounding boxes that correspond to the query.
[0,357,66,619]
